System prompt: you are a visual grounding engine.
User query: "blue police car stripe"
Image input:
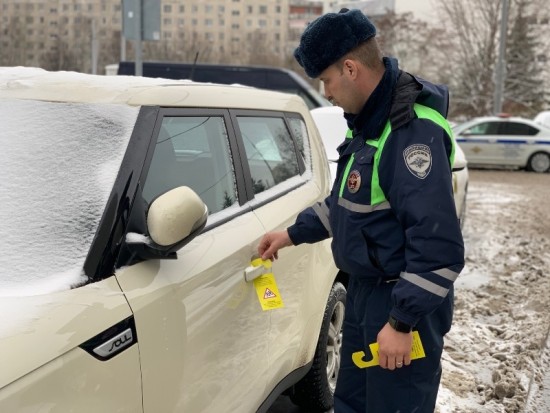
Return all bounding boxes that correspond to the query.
[401,272,449,297]
[432,268,459,282]
[337,198,391,213]
[455,138,550,145]
[312,202,332,237]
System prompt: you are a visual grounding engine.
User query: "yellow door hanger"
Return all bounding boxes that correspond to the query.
[249,258,284,311]
[352,331,426,368]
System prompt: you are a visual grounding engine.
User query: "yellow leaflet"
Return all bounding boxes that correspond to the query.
[352,331,426,369]
[251,258,284,311]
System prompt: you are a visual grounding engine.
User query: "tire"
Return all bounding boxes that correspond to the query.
[290,281,346,412]
[527,152,550,173]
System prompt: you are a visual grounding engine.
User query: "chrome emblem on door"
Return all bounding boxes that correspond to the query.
[93,328,134,358]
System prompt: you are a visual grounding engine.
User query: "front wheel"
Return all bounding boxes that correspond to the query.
[527,152,550,173]
[290,281,346,412]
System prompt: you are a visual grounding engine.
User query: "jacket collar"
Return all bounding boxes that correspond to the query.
[343,57,400,142]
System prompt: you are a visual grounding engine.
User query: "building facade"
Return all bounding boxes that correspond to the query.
[0,0,314,73]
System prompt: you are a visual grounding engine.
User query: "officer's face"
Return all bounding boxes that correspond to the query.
[320,61,362,114]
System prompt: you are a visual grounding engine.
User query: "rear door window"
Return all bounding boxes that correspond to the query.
[498,122,538,136]
[235,116,300,195]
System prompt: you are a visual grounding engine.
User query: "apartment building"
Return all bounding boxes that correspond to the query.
[0,0,397,74]
[0,0,324,72]
[1,0,547,108]
[159,0,294,64]
[0,0,122,71]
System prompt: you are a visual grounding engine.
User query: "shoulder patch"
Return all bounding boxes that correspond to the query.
[403,144,432,179]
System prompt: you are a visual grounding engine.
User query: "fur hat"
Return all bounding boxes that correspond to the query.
[294,8,377,78]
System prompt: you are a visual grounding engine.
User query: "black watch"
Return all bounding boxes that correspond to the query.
[388,315,412,333]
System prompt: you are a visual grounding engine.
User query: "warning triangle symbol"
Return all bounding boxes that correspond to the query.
[264,288,277,299]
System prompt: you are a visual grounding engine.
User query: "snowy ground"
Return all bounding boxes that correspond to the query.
[436,170,550,413]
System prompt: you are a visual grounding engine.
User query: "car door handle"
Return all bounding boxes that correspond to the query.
[244,264,268,282]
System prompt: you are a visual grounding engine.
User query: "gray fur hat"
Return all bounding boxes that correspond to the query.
[294,8,377,78]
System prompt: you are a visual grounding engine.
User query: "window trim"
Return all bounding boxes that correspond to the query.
[229,109,311,210]
[153,107,249,207]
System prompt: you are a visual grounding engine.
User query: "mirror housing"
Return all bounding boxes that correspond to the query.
[127,186,208,260]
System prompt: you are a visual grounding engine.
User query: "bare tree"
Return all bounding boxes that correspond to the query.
[374,12,455,84]
[97,30,122,75]
[433,0,503,118]
[503,0,546,116]
[40,16,81,71]
[433,0,550,118]
[245,29,284,67]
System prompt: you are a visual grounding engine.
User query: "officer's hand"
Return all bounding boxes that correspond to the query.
[258,230,293,261]
[377,323,413,370]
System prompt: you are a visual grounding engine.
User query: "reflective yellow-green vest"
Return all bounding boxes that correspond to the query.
[339,103,455,205]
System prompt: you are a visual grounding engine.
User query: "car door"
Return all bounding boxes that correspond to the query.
[115,110,272,413]
[231,111,337,390]
[496,121,540,167]
[458,120,501,165]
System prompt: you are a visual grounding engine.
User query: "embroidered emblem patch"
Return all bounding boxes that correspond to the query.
[403,144,432,179]
[347,170,361,193]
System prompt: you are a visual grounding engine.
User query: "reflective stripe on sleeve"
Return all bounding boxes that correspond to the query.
[400,272,449,297]
[337,198,391,213]
[312,202,332,237]
[432,268,459,282]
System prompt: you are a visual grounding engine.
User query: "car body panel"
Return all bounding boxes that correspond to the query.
[116,212,271,412]
[0,277,141,411]
[534,111,550,130]
[453,116,550,170]
[1,67,310,113]
[251,186,336,389]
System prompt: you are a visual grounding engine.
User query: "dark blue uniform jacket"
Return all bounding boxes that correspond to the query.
[288,58,465,327]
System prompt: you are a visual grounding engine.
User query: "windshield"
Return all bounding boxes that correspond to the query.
[0,99,138,296]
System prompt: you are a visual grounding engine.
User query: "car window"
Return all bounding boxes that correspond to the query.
[237,116,300,195]
[287,117,312,170]
[464,122,499,135]
[498,122,539,136]
[142,116,238,214]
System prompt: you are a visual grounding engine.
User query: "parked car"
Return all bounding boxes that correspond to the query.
[116,61,331,110]
[453,114,550,173]
[310,106,469,225]
[0,67,345,413]
[534,110,550,130]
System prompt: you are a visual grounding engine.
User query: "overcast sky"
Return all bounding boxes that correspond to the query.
[395,0,437,21]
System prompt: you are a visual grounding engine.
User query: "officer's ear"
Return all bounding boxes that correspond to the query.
[342,59,359,80]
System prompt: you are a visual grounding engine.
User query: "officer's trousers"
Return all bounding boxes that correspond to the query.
[334,275,454,413]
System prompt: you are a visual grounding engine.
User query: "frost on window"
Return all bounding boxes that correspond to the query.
[0,99,138,295]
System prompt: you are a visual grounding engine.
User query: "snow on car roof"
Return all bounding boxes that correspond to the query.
[0,66,308,112]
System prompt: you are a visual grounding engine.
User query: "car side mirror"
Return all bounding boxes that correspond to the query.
[127,186,208,260]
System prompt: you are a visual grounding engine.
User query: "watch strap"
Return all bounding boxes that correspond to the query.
[388,315,412,333]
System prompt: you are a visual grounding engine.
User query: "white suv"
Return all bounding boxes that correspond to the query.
[0,68,344,413]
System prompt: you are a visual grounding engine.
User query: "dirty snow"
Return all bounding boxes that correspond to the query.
[436,170,550,413]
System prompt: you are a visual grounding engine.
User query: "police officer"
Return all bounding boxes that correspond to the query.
[258,8,465,413]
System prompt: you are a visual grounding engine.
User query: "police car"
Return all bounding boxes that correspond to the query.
[453,114,550,173]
